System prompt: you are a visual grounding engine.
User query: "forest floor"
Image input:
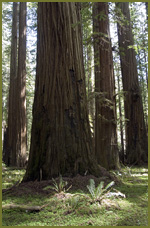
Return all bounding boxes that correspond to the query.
[2,162,148,226]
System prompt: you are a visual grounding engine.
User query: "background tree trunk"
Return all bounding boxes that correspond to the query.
[145,2,148,21]
[3,2,18,166]
[93,2,119,170]
[16,2,27,167]
[24,3,107,181]
[117,72,125,164]
[116,2,148,164]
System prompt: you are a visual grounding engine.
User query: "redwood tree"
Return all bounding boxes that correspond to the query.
[116,2,148,164]
[3,2,18,166]
[24,3,107,181]
[16,2,27,167]
[93,2,119,170]
[3,2,27,167]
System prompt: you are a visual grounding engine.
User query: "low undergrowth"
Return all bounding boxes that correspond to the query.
[2,163,148,226]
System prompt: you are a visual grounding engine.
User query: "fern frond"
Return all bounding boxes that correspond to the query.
[101,181,115,195]
[87,179,95,199]
[95,181,104,198]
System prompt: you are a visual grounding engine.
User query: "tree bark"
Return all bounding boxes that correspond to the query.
[93,2,119,170]
[23,3,109,181]
[16,2,27,167]
[3,3,27,167]
[116,2,148,164]
[3,2,18,166]
[145,2,148,21]
[117,72,125,164]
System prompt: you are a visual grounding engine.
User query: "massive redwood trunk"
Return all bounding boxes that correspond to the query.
[116,2,148,164]
[24,3,107,181]
[93,2,119,170]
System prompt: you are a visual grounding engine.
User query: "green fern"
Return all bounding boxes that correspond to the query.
[87,179,115,203]
[87,179,96,199]
[44,174,71,193]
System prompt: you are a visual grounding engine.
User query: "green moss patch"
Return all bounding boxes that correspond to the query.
[2,164,148,226]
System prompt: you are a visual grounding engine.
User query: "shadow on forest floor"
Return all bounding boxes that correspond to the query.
[2,163,148,226]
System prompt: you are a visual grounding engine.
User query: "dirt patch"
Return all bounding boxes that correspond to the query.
[2,174,118,197]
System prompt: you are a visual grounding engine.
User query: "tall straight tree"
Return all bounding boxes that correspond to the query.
[3,2,27,167]
[116,67,125,164]
[3,2,18,165]
[16,2,27,167]
[81,3,95,129]
[116,2,148,164]
[93,2,119,170]
[145,2,148,21]
[23,2,109,181]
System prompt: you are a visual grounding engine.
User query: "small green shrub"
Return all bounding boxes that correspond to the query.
[86,179,115,203]
[44,175,72,193]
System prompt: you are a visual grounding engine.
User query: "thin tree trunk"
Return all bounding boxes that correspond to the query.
[142,40,148,89]
[144,3,148,88]
[93,2,119,170]
[137,47,148,133]
[86,40,95,137]
[145,2,148,21]
[116,2,148,164]
[137,47,147,112]
[16,2,27,167]
[3,2,18,166]
[117,73,124,164]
